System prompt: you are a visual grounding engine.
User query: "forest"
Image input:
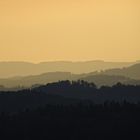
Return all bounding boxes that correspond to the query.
[0,81,140,139]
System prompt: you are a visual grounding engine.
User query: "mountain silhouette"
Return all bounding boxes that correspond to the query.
[1,82,140,140]
[0,63,140,88]
[0,81,140,112]
[97,63,140,80]
[0,72,81,88]
[80,74,140,87]
[0,61,137,78]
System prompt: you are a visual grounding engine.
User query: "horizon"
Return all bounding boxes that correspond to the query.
[0,59,140,64]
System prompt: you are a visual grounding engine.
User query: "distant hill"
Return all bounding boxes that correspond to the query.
[0,63,140,88]
[0,72,140,89]
[0,61,137,78]
[97,63,140,80]
[0,72,82,88]
[81,75,134,87]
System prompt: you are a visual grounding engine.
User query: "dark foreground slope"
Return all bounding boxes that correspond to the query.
[0,81,140,140]
[0,81,140,112]
[1,102,140,140]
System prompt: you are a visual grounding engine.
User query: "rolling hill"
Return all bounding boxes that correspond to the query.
[82,74,140,86]
[0,63,140,89]
[97,63,140,80]
[0,60,138,78]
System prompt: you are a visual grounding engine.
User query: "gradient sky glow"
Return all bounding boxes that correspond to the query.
[0,0,140,62]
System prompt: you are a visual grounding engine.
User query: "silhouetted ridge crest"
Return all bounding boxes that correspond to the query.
[0,80,140,113]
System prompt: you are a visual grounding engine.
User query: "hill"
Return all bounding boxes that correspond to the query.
[0,73,139,89]
[0,63,140,88]
[0,72,82,88]
[80,74,138,87]
[98,63,140,80]
[0,60,137,78]
[1,82,140,140]
[0,81,140,112]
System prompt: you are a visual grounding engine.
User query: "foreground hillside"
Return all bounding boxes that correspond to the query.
[0,81,140,140]
[1,102,140,140]
[0,81,140,112]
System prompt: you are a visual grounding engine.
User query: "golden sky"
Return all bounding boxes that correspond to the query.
[0,0,140,62]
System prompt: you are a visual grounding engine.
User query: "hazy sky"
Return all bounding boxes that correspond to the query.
[0,0,140,62]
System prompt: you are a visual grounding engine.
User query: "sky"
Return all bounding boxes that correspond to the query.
[0,0,140,62]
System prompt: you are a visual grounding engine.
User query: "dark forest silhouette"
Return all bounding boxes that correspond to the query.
[1,101,140,140]
[0,80,140,139]
[0,80,140,112]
